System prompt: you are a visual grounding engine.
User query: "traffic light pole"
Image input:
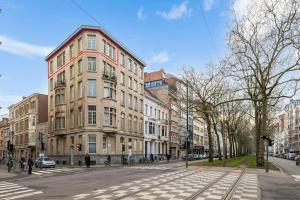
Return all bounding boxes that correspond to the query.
[266,140,269,173]
[186,79,189,169]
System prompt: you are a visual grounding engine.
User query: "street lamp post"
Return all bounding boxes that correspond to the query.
[185,80,189,168]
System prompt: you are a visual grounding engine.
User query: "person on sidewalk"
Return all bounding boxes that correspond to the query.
[27,155,33,175]
[85,153,91,168]
[150,153,154,163]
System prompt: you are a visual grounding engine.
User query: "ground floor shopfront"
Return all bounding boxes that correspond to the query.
[47,131,144,165]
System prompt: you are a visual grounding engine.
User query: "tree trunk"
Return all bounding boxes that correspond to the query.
[221,121,227,159]
[212,117,222,160]
[229,137,233,158]
[205,113,213,162]
[258,96,267,167]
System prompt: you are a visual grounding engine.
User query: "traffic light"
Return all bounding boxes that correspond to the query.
[122,144,125,152]
[261,135,267,140]
[76,144,82,151]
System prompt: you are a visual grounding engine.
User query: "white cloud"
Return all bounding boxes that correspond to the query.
[156,1,192,20]
[137,6,146,20]
[203,0,215,11]
[147,51,170,64]
[0,95,22,115]
[0,35,54,57]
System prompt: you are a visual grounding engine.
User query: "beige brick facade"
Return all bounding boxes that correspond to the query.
[46,26,145,163]
[8,94,48,160]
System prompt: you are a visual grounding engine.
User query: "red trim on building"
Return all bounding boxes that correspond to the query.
[48,50,118,79]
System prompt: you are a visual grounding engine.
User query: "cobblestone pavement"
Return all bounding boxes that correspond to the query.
[71,168,259,200]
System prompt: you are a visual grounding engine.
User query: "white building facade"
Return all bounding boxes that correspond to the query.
[144,89,169,158]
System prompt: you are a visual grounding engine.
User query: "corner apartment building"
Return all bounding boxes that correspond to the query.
[46,25,145,164]
[144,89,169,157]
[8,94,48,160]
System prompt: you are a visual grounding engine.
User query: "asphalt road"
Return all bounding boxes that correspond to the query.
[269,156,300,176]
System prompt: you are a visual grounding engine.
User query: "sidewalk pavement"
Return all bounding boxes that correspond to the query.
[0,166,17,179]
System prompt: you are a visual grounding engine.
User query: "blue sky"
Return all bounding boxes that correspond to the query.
[0,0,232,115]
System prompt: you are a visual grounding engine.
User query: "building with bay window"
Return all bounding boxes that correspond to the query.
[46,25,145,164]
[8,94,48,160]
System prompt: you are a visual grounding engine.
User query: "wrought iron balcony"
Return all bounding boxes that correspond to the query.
[102,73,117,82]
[54,80,66,88]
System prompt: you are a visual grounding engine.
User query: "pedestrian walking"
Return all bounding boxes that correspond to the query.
[20,156,25,170]
[150,153,154,163]
[85,153,91,168]
[27,155,33,175]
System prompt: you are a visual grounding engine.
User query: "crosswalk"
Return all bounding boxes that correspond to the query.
[32,167,83,176]
[291,175,300,182]
[127,166,173,170]
[0,181,42,200]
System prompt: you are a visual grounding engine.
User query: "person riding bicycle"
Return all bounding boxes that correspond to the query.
[105,155,111,166]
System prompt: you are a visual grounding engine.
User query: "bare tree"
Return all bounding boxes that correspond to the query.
[228,0,300,166]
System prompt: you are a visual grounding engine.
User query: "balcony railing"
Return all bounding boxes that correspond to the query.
[102,73,117,82]
[54,80,66,88]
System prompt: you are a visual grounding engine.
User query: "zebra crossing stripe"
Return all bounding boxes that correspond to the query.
[37,170,53,173]
[0,187,29,197]
[0,186,24,192]
[0,189,33,197]
[32,172,43,175]
[0,185,19,189]
[1,190,43,200]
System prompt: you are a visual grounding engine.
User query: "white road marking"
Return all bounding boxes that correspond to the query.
[2,191,43,200]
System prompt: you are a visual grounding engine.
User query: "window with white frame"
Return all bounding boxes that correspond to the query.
[149,122,155,134]
[70,65,74,79]
[70,109,74,128]
[120,72,125,85]
[103,61,116,77]
[128,76,132,89]
[88,57,96,71]
[134,116,138,132]
[128,94,132,109]
[128,115,132,131]
[89,135,96,153]
[128,59,133,71]
[70,85,74,101]
[102,136,107,150]
[78,107,83,127]
[139,118,143,133]
[121,90,125,106]
[139,99,143,113]
[104,82,116,99]
[104,107,116,126]
[88,105,96,125]
[78,59,82,74]
[121,112,125,130]
[103,40,115,60]
[88,79,96,97]
[134,63,138,74]
[134,96,138,110]
[78,37,82,53]
[87,35,96,50]
[121,53,125,66]
[140,66,143,78]
[133,80,137,91]
[69,44,74,59]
